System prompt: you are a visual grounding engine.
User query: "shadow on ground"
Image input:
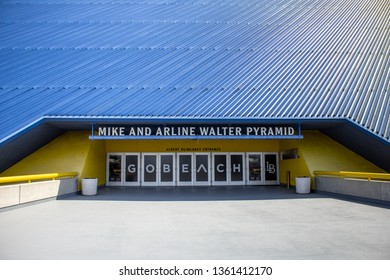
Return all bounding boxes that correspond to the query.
[59,185,390,209]
[60,185,326,202]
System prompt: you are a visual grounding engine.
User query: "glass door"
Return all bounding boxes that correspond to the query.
[246,153,262,185]
[194,153,210,186]
[230,153,245,185]
[177,153,193,186]
[142,153,158,186]
[264,153,279,185]
[159,153,175,186]
[124,153,140,186]
[212,153,228,185]
[107,153,123,186]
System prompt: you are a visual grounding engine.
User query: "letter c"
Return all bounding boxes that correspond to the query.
[217,163,225,173]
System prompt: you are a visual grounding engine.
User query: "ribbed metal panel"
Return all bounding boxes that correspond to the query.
[0,0,389,143]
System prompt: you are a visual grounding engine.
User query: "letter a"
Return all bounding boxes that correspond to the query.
[197,164,207,173]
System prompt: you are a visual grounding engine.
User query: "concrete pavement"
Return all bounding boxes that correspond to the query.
[0,186,389,259]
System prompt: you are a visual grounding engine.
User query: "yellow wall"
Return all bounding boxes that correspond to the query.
[299,131,383,174]
[1,130,383,189]
[279,130,384,187]
[279,139,311,186]
[1,131,106,188]
[80,137,106,186]
[106,139,279,153]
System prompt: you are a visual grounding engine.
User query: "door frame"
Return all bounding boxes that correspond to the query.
[176,153,194,186]
[194,153,211,186]
[263,152,280,185]
[123,153,141,187]
[159,153,176,186]
[246,153,263,185]
[229,153,246,185]
[106,153,123,187]
[141,153,159,186]
[212,153,229,185]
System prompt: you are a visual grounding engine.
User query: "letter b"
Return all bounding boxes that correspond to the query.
[163,164,171,173]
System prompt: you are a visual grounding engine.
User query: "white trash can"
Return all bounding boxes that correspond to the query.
[81,178,98,196]
[295,176,311,194]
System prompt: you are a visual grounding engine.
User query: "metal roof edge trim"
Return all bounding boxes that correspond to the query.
[2,116,388,148]
[0,116,343,147]
[44,116,390,145]
[346,119,390,146]
[0,117,45,147]
[43,116,346,125]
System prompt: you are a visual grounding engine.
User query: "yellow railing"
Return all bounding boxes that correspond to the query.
[0,172,78,185]
[314,171,390,181]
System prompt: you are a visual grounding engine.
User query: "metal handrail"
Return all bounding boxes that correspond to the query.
[0,172,78,185]
[314,171,390,181]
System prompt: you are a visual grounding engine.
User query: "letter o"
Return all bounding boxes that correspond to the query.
[146,164,155,173]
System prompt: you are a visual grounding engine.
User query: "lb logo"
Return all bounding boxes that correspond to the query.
[266,162,276,174]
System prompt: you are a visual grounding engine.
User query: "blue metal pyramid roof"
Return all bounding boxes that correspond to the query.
[0,0,389,146]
